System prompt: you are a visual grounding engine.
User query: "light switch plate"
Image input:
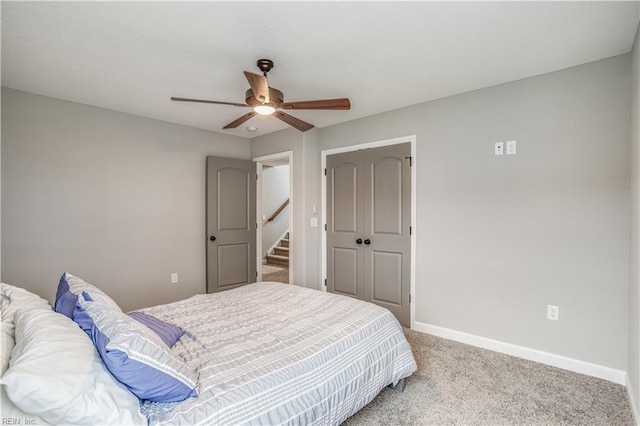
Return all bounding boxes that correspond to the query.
[495,142,504,155]
[547,305,559,321]
[506,140,517,155]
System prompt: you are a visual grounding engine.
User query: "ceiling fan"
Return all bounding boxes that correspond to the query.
[171,59,350,132]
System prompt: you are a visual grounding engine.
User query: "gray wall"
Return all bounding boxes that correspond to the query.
[301,129,321,289]
[0,88,2,277]
[318,55,631,370]
[1,88,250,311]
[629,19,640,418]
[261,165,290,257]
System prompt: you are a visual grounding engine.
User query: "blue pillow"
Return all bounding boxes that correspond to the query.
[54,275,76,318]
[55,272,121,319]
[127,311,184,348]
[72,292,95,335]
[74,293,197,402]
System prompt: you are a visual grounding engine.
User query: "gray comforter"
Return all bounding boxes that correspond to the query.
[140,282,417,425]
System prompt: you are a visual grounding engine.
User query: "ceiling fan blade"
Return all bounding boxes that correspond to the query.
[243,71,270,104]
[273,111,314,132]
[280,98,351,110]
[222,112,257,129]
[171,97,249,107]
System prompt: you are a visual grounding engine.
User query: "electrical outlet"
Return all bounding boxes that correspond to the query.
[547,305,559,321]
[506,140,517,155]
[495,142,504,156]
[171,273,178,284]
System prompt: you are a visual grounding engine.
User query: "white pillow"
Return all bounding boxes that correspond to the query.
[0,283,51,324]
[1,324,51,425]
[1,387,51,425]
[1,309,146,425]
[1,322,15,375]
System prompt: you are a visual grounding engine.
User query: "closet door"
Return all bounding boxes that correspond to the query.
[362,144,411,326]
[326,143,411,326]
[326,150,365,299]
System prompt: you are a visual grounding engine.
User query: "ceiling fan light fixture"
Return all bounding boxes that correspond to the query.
[171,59,350,132]
[254,105,275,115]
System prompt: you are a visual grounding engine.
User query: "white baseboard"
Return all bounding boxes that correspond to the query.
[627,375,640,425]
[412,321,626,385]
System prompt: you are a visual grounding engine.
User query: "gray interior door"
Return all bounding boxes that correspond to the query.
[326,150,365,299]
[207,156,256,293]
[362,144,411,326]
[326,143,411,326]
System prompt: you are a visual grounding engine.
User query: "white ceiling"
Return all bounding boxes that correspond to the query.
[2,1,638,138]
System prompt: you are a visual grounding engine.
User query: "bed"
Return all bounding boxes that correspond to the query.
[1,276,417,425]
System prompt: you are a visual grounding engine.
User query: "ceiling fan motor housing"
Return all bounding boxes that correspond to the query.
[245,87,283,108]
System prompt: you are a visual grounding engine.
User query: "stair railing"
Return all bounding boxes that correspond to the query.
[267,199,290,222]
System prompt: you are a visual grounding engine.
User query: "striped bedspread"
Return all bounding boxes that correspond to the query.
[140,282,417,425]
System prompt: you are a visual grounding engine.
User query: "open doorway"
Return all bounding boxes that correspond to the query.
[254,151,293,284]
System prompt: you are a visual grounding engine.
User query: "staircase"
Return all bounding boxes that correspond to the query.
[265,232,289,267]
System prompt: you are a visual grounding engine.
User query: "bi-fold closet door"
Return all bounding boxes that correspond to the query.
[326,143,411,326]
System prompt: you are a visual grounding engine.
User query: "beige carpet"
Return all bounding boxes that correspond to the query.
[262,264,289,284]
[344,328,634,425]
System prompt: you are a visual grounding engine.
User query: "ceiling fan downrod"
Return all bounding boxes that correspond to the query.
[256,59,274,76]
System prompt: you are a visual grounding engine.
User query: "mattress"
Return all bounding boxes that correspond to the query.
[139,282,416,425]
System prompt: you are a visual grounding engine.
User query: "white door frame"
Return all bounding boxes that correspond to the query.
[321,136,417,329]
[253,150,294,285]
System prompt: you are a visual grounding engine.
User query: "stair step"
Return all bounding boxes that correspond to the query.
[266,254,289,267]
[273,246,289,257]
[280,238,289,248]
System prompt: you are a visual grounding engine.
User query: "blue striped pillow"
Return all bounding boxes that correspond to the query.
[127,311,183,348]
[74,293,198,402]
[55,272,121,319]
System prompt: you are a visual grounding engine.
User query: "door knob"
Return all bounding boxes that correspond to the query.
[364,239,371,245]
[209,235,216,242]
[356,238,363,245]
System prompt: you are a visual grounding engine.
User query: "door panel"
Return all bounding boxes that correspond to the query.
[332,247,358,297]
[332,163,359,233]
[372,157,403,235]
[217,243,250,289]
[218,168,249,230]
[326,151,364,299]
[207,156,256,293]
[363,144,411,326]
[327,143,411,326]
[372,251,402,305]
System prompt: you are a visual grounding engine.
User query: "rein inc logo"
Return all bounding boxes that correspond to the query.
[2,418,36,425]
